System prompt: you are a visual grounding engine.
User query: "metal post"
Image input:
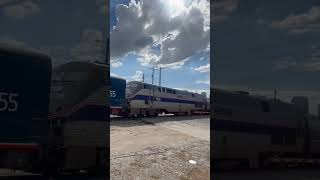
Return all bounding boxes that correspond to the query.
[159,67,162,86]
[151,67,154,85]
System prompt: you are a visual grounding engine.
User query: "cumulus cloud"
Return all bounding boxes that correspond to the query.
[111,0,210,68]
[111,60,123,68]
[196,79,210,85]
[212,0,238,23]
[69,29,105,63]
[131,70,143,81]
[0,29,105,67]
[5,29,105,67]
[273,44,320,72]
[2,0,40,19]
[270,6,320,34]
[194,63,210,73]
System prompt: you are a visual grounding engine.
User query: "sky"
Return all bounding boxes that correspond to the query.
[110,0,210,97]
[0,0,107,67]
[213,0,320,115]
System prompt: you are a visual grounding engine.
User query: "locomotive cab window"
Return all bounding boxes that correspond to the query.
[167,89,174,94]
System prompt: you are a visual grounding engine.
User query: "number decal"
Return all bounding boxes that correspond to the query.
[110,90,117,98]
[0,92,9,111]
[0,92,19,112]
[8,93,18,112]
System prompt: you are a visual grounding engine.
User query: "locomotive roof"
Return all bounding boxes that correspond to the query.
[213,88,300,107]
[53,61,107,72]
[111,76,126,81]
[0,43,51,62]
[128,81,205,96]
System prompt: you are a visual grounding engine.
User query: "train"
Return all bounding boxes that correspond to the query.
[212,88,320,169]
[110,78,210,117]
[0,44,52,174]
[110,76,126,116]
[48,61,108,175]
[0,44,107,176]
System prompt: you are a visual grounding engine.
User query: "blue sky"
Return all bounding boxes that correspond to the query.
[110,0,210,97]
[0,0,107,66]
[213,0,320,114]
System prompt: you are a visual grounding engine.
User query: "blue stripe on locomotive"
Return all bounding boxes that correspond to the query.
[110,77,126,107]
[131,95,205,106]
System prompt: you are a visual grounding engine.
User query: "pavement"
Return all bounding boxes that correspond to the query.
[110,116,210,180]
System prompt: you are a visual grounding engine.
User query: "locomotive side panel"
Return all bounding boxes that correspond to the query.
[212,89,305,168]
[127,81,207,116]
[0,46,51,146]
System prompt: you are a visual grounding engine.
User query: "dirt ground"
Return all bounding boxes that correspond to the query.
[110,117,210,180]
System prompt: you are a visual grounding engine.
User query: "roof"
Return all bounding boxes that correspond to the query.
[0,43,51,61]
[53,61,107,72]
[111,76,126,81]
[127,81,205,97]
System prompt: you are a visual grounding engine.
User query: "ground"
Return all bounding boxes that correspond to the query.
[110,116,210,180]
[214,169,320,180]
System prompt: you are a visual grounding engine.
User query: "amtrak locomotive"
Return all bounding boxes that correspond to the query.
[212,88,320,168]
[109,79,210,117]
[48,61,108,174]
[125,81,209,116]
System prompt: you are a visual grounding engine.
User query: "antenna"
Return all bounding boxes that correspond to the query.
[148,67,157,85]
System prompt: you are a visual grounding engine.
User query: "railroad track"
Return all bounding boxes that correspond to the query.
[110,114,210,122]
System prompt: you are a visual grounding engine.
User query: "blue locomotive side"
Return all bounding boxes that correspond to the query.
[0,45,51,146]
[110,76,126,115]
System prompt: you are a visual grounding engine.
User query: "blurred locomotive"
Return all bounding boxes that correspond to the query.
[110,78,210,117]
[0,44,107,176]
[212,88,320,169]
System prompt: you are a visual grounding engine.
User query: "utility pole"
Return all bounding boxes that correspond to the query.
[159,67,162,86]
[158,67,165,87]
[151,67,154,85]
[142,73,144,82]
